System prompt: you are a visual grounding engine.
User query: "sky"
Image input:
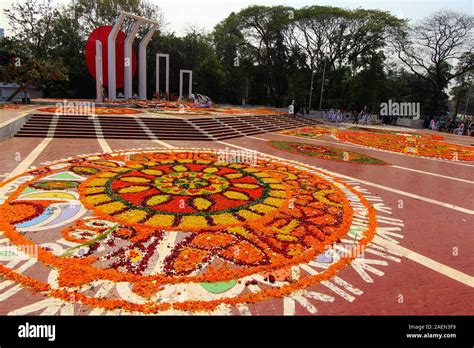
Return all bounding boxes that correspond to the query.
[0,0,472,36]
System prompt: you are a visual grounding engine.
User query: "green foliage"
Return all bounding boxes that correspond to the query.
[1,0,68,92]
[392,10,473,116]
[1,0,471,118]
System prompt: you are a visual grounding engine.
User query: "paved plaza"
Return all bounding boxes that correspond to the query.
[0,105,472,316]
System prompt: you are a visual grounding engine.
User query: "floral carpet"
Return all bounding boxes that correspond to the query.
[269,141,388,165]
[280,126,335,138]
[336,130,474,161]
[0,148,386,314]
[282,126,474,161]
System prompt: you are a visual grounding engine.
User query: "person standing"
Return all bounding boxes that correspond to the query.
[353,110,359,124]
[429,119,435,130]
[21,90,31,104]
[293,100,299,118]
[458,122,465,135]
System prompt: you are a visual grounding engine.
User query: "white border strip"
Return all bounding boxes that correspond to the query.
[373,236,473,287]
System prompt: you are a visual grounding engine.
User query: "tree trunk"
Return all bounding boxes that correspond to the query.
[6,85,26,102]
[453,96,460,121]
[430,88,441,118]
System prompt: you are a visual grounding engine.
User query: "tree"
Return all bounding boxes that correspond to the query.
[392,10,474,117]
[214,6,293,106]
[147,28,226,101]
[451,58,474,117]
[284,6,403,71]
[1,0,68,99]
[72,0,165,38]
[213,12,249,104]
[283,6,403,110]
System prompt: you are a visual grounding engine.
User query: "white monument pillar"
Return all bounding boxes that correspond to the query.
[179,70,193,100]
[138,23,158,100]
[95,40,103,103]
[107,12,126,100]
[156,53,170,98]
[107,12,158,101]
[124,19,143,99]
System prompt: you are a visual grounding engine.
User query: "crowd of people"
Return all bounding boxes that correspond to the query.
[324,109,373,125]
[429,118,473,136]
[21,90,31,104]
[190,93,213,108]
[325,109,346,122]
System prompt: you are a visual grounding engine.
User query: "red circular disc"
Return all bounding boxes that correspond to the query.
[85,26,137,88]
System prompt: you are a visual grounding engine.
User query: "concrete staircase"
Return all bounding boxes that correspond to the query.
[15,114,320,140]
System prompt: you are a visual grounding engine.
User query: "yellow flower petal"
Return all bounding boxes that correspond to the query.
[179,216,208,229]
[212,213,240,225]
[252,172,271,178]
[118,186,149,194]
[141,169,163,176]
[269,190,286,198]
[173,165,188,172]
[233,183,260,189]
[86,194,111,205]
[261,177,279,184]
[98,172,117,178]
[227,226,252,238]
[237,209,261,221]
[146,195,170,206]
[250,203,276,214]
[225,173,243,179]
[203,167,218,173]
[88,178,108,186]
[115,209,148,223]
[99,201,127,214]
[120,177,151,183]
[193,197,212,210]
[127,164,145,169]
[264,197,285,207]
[85,187,105,194]
[223,190,249,200]
[145,214,175,227]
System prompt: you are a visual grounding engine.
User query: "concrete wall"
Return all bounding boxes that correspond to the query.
[396,118,424,129]
[0,83,43,101]
[0,113,30,142]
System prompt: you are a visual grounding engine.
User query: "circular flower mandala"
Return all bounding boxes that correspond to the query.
[0,149,380,314]
[80,158,289,230]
